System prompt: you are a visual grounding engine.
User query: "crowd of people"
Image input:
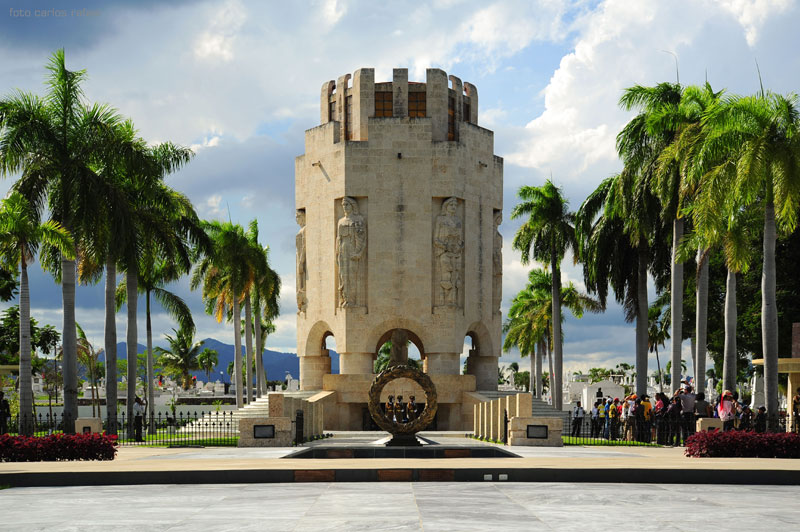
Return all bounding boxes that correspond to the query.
[570,383,780,445]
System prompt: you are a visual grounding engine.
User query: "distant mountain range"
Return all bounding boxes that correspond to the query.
[100,338,340,383]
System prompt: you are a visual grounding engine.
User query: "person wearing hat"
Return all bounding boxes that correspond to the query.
[717,390,737,432]
[677,385,696,443]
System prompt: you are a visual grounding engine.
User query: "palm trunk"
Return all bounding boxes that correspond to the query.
[635,242,648,397]
[696,247,709,395]
[551,255,563,410]
[670,217,684,394]
[126,267,138,438]
[61,257,78,434]
[254,302,263,397]
[244,295,254,405]
[233,296,243,409]
[18,258,33,436]
[104,258,118,435]
[763,192,778,431]
[535,339,543,398]
[146,290,155,435]
[547,341,554,403]
[654,346,663,394]
[723,267,737,393]
[89,363,96,418]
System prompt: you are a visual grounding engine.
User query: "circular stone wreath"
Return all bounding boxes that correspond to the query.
[367,364,438,435]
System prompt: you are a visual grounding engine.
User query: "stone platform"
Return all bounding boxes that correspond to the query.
[3,433,800,487]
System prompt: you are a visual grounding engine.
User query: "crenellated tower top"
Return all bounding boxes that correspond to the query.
[319,68,479,143]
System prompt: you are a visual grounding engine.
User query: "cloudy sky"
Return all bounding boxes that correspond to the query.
[1,0,799,376]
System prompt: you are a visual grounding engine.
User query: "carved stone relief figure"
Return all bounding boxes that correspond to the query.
[493,211,502,313]
[295,210,308,313]
[336,197,366,308]
[434,197,463,307]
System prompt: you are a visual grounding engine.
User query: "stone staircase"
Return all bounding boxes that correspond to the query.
[478,390,519,400]
[531,395,570,430]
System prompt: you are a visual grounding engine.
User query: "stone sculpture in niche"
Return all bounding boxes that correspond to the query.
[434,197,463,307]
[336,196,366,308]
[493,211,502,313]
[296,210,308,313]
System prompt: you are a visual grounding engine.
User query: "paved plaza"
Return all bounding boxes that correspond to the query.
[2,481,799,531]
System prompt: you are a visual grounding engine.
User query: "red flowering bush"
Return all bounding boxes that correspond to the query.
[685,430,800,458]
[0,433,118,462]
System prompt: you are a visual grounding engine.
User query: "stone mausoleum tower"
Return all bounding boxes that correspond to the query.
[295,68,503,430]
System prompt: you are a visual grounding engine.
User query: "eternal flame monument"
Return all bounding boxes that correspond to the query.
[295,67,503,431]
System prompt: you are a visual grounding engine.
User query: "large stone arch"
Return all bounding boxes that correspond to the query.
[373,329,426,358]
[464,320,498,391]
[300,320,334,390]
[303,320,335,357]
[365,317,432,358]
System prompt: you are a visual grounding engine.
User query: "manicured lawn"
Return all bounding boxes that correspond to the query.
[562,435,660,447]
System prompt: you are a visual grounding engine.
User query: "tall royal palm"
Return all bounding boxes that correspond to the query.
[192,220,252,408]
[113,139,196,430]
[576,175,652,395]
[629,81,687,394]
[0,49,121,432]
[656,83,724,394]
[246,220,280,398]
[0,192,73,435]
[698,92,800,429]
[511,180,577,409]
[614,86,674,396]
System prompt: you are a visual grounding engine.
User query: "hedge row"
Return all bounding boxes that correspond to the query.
[685,430,800,458]
[0,433,118,462]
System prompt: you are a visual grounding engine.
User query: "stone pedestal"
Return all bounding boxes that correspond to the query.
[508,417,563,447]
[75,417,103,434]
[696,417,723,432]
[237,417,292,447]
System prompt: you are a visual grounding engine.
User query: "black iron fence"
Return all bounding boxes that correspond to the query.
[6,411,239,447]
[561,413,790,446]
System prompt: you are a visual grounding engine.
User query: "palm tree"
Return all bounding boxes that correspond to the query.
[656,83,724,394]
[246,221,280,399]
[197,348,219,384]
[75,324,102,418]
[191,220,253,408]
[503,268,601,403]
[577,175,652,396]
[155,327,203,390]
[696,91,800,429]
[502,274,549,398]
[510,179,578,409]
[0,49,121,433]
[0,192,73,434]
[615,86,678,396]
[647,304,670,393]
[114,141,196,431]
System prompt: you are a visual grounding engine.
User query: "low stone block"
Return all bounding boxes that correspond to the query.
[697,417,723,432]
[237,417,292,447]
[508,416,563,447]
[75,417,103,434]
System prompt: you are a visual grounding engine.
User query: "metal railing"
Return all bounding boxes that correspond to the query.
[561,412,789,446]
[5,411,239,447]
